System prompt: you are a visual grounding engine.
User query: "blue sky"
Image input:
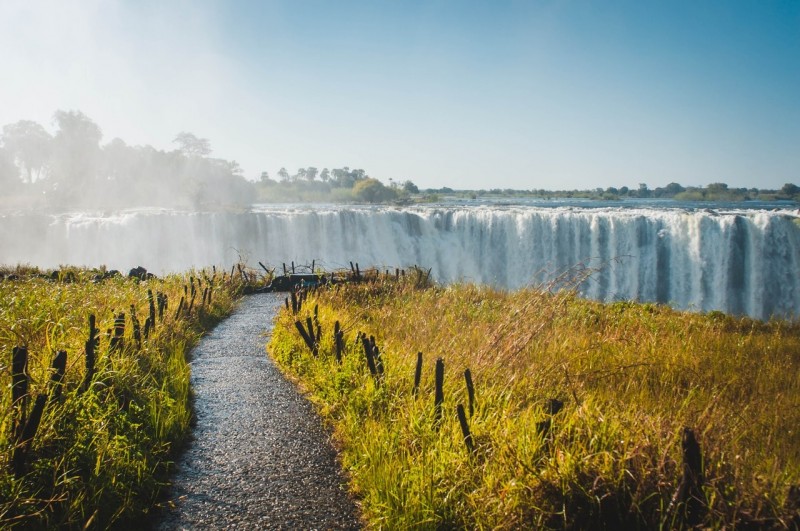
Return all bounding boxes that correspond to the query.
[1,0,798,190]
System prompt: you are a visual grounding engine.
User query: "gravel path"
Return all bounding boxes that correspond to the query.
[153,293,361,530]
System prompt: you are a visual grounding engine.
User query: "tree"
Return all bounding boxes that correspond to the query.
[781,183,799,196]
[278,167,290,182]
[664,182,685,196]
[51,110,103,190]
[352,178,396,203]
[1,120,52,183]
[260,171,274,184]
[294,168,306,182]
[402,180,419,193]
[173,132,211,157]
[305,167,318,182]
[0,146,20,189]
[320,168,330,183]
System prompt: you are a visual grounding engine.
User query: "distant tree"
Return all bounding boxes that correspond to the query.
[320,168,330,183]
[619,186,630,196]
[305,167,318,181]
[51,110,103,190]
[707,182,729,192]
[781,183,799,196]
[352,178,396,203]
[173,132,211,157]
[663,182,685,196]
[294,167,306,182]
[278,167,290,182]
[0,146,20,189]
[260,171,274,184]
[1,120,52,183]
[402,180,419,193]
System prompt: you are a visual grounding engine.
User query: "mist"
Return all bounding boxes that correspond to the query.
[0,110,254,211]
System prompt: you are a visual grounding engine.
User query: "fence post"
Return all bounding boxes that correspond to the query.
[457,404,475,454]
[11,346,29,441]
[413,352,423,397]
[82,315,98,393]
[434,358,444,428]
[49,350,67,402]
[464,369,475,417]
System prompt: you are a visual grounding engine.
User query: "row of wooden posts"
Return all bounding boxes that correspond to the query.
[6,272,231,478]
[288,286,483,457]
[286,283,707,525]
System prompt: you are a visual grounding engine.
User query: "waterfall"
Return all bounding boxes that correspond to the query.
[2,205,799,320]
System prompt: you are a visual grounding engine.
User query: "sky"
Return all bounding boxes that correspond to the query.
[1,0,798,190]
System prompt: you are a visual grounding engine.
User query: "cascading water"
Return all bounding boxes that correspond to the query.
[2,204,799,320]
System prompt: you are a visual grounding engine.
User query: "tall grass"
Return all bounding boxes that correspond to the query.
[0,266,242,529]
[269,278,800,529]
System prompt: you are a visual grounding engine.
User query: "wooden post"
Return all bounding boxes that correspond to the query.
[175,297,185,320]
[109,312,125,351]
[290,291,298,314]
[49,350,67,402]
[434,358,444,427]
[457,404,475,454]
[291,261,295,274]
[147,289,156,331]
[361,336,378,376]
[413,352,423,397]
[334,321,343,363]
[82,315,98,393]
[464,369,475,417]
[294,320,318,356]
[11,346,29,440]
[131,305,141,348]
[283,263,287,275]
[13,394,46,477]
[311,259,315,273]
[669,427,706,526]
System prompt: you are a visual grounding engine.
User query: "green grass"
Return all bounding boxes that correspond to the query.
[269,279,800,529]
[0,266,243,529]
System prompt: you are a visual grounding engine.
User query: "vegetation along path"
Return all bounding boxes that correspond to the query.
[154,293,360,529]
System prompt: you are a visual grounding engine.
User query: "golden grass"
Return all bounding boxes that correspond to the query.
[0,266,243,529]
[269,279,800,529]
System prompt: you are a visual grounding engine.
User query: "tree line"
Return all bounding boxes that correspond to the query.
[0,111,253,209]
[257,167,419,203]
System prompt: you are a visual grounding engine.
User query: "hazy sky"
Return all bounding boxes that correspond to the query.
[1,0,798,190]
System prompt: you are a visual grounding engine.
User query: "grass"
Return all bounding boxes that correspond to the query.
[0,266,245,529]
[268,276,800,529]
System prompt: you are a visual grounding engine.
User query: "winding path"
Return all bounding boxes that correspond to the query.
[154,293,361,530]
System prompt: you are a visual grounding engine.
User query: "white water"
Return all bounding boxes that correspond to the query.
[2,204,799,320]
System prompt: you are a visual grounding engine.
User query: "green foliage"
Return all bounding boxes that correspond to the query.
[0,268,241,529]
[269,280,800,529]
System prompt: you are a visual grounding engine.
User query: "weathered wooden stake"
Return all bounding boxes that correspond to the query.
[12,394,46,477]
[294,320,318,356]
[334,321,343,363]
[464,369,475,417]
[175,297,185,320]
[413,352,423,397]
[131,305,141,348]
[361,336,378,377]
[291,291,298,314]
[457,404,475,454]
[147,289,156,331]
[49,350,67,401]
[669,427,706,526]
[434,358,444,427]
[82,315,98,393]
[11,346,29,440]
